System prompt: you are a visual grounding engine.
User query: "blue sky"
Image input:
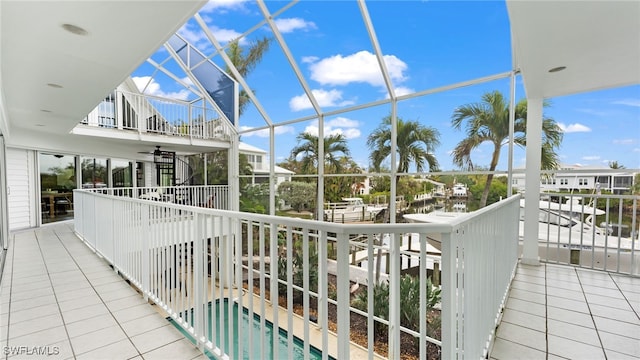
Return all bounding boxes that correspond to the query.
[132,0,640,172]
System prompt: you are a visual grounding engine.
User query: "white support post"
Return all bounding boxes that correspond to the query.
[441,231,457,360]
[522,98,543,265]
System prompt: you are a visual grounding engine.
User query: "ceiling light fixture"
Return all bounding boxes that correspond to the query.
[47,83,63,88]
[62,23,88,36]
[548,66,567,73]
[40,109,52,113]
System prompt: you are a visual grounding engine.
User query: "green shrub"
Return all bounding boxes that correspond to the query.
[277,244,318,304]
[351,275,441,338]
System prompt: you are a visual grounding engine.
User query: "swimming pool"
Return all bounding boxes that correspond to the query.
[169,299,331,359]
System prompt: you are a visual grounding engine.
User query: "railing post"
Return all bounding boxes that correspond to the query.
[336,231,350,360]
[193,212,205,350]
[388,232,401,359]
[441,230,457,360]
[141,204,150,301]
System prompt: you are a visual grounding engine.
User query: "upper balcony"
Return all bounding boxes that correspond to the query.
[75,80,234,147]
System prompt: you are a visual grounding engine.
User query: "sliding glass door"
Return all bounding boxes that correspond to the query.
[40,153,76,224]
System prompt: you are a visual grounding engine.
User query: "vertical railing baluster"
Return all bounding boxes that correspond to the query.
[441,230,456,360]
[286,227,294,360]
[388,232,400,360]
[335,231,350,360]
[270,223,279,360]
[142,203,150,301]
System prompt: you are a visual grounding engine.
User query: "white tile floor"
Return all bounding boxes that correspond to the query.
[0,223,206,360]
[2,223,639,360]
[490,262,640,360]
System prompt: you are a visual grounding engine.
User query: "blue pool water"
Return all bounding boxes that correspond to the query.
[169,299,331,360]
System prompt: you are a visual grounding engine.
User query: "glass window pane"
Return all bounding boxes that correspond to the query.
[40,153,76,224]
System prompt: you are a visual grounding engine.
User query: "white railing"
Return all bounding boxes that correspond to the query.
[73,190,521,359]
[533,192,640,275]
[83,185,229,210]
[81,90,233,141]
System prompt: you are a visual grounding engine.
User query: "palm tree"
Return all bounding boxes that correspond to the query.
[451,90,563,208]
[368,115,441,174]
[367,115,440,282]
[608,161,625,169]
[224,37,272,116]
[290,133,351,175]
[290,132,352,223]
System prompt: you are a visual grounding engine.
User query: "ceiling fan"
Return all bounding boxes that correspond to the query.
[137,145,162,155]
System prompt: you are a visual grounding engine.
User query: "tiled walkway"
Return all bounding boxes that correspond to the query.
[0,223,205,360]
[491,262,640,359]
[3,223,639,360]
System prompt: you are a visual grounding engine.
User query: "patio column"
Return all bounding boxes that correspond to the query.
[522,98,542,265]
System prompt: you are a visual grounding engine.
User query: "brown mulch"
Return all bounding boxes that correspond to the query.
[245,274,441,360]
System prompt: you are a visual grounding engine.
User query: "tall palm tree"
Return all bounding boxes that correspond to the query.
[367,115,440,282]
[224,37,272,116]
[368,115,441,173]
[290,133,351,175]
[451,90,563,207]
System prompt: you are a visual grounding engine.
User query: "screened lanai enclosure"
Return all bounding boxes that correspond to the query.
[1,1,639,359]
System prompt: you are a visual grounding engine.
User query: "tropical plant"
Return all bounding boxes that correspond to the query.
[608,161,626,169]
[351,279,390,337]
[224,37,272,116]
[368,115,440,174]
[277,242,319,304]
[367,116,440,280]
[451,90,563,207]
[240,183,269,214]
[351,275,441,338]
[324,157,365,202]
[290,133,351,175]
[633,174,640,195]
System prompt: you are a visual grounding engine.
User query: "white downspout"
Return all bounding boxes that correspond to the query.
[522,98,543,265]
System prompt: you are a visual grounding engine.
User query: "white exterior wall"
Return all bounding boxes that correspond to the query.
[144,162,154,187]
[6,148,36,230]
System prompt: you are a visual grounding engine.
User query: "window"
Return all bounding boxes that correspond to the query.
[81,157,108,188]
[40,153,77,224]
[112,160,132,187]
[560,179,568,185]
[578,178,588,186]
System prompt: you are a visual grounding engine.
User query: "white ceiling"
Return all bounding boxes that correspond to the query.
[0,0,206,157]
[0,1,638,159]
[507,1,640,99]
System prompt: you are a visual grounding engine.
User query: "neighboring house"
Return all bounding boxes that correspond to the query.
[511,164,636,194]
[239,142,295,186]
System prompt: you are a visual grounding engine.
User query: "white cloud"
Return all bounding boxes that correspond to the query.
[301,56,319,64]
[274,18,317,33]
[200,0,247,13]
[393,86,415,97]
[612,99,640,107]
[302,117,361,140]
[326,117,359,128]
[613,139,635,145]
[289,89,355,111]
[132,76,190,100]
[558,122,591,133]
[633,148,640,152]
[307,51,408,87]
[178,23,245,47]
[239,125,295,138]
[582,155,601,161]
[211,27,244,43]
